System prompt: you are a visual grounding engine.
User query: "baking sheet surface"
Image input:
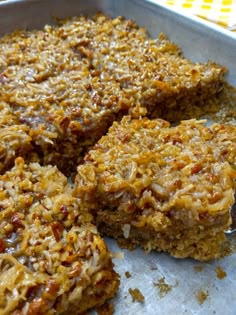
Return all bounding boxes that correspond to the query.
[106,236,236,315]
[0,1,235,314]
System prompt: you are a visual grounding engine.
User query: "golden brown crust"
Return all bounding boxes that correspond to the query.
[74,117,236,260]
[0,158,119,314]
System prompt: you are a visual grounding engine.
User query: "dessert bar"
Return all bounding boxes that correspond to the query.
[75,117,236,261]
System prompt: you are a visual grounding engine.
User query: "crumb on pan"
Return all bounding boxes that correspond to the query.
[125,271,132,278]
[196,290,209,305]
[128,288,145,303]
[153,277,177,298]
[215,266,227,279]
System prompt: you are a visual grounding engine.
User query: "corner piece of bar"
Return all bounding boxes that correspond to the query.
[0,157,119,314]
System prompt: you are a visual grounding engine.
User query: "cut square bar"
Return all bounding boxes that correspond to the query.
[75,117,236,261]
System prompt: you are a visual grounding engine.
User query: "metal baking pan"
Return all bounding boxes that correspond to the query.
[0,1,235,314]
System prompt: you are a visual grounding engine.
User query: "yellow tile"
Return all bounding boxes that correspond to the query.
[222,0,232,5]
[182,3,193,8]
[203,0,213,3]
[201,5,212,10]
[220,7,231,13]
[166,1,175,5]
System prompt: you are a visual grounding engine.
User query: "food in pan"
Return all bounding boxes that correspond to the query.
[74,116,236,261]
[0,11,235,314]
[0,14,226,175]
[0,158,119,315]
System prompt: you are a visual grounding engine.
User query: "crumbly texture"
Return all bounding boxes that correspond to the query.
[74,117,236,261]
[0,14,226,175]
[156,83,236,124]
[0,158,119,315]
[0,102,34,174]
[204,83,236,126]
[96,302,114,315]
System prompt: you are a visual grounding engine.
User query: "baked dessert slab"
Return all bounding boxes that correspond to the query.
[0,158,119,314]
[0,14,226,175]
[74,116,236,261]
